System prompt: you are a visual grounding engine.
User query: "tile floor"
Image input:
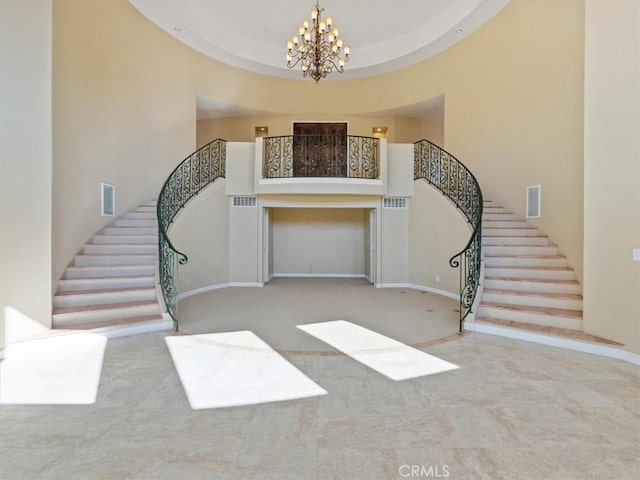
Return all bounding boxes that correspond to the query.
[2,328,639,479]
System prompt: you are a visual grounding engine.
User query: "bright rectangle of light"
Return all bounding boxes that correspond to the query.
[165,331,327,410]
[0,331,107,405]
[297,320,459,381]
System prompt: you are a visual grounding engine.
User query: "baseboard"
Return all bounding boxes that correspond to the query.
[465,321,640,366]
[375,283,459,301]
[178,283,230,300]
[178,282,263,300]
[272,273,367,278]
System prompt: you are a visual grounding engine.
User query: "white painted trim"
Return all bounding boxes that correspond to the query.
[178,283,230,301]
[178,282,264,300]
[465,322,640,366]
[375,283,459,300]
[273,273,366,279]
[259,178,383,186]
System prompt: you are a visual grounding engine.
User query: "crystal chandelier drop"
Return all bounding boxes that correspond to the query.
[286,1,350,83]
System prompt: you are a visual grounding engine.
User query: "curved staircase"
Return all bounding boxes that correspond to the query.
[53,200,173,337]
[477,200,584,333]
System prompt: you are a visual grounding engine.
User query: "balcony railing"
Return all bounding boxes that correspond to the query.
[263,134,379,179]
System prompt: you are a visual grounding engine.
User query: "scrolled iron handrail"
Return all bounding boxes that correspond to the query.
[263,134,379,179]
[156,138,226,329]
[413,139,483,332]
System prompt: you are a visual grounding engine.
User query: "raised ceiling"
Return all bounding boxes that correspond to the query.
[130,0,509,81]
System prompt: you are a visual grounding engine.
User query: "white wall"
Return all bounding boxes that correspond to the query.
[0,0,53,349]
[583,0,640,353]
[229,203,260,284]
[272,208,365,277]
[170,180,229,295]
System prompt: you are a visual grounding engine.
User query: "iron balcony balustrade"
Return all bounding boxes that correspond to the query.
[157,138,226,328]
[414,139,483,332]
[263,134,379,179]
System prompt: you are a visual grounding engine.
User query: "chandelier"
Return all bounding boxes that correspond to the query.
[286,1,350,83]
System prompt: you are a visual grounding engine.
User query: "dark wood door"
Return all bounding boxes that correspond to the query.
[293,122,347,177]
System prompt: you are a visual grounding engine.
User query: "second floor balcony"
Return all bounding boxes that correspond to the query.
[255,134,387,195]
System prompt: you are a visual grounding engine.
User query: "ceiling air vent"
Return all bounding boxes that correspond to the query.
[101,182,115,216]
[383,197,407,209]
[233,196,257,207]
[526,184,541,218]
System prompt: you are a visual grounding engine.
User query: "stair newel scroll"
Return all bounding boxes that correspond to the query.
[157,138,226,329]
[414,139,483,332]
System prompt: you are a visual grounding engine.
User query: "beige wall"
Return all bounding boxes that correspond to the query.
[196,114,441,147]
[409,182,470,296]
[0,0,53,348]
[583,0,640,353]
[170,180,229,295]
[52,0,197,286]
[272,208,365,276]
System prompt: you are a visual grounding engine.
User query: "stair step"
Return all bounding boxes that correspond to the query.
[74,254,156,266]
[483,235,549,246]
[53,301,161,328]
[483,212,515,221]
[482,288,583,310]
[58,275,155,292]
[54,287,157,309]
[484,266,575,280]
[114,218,157,228]
[482,220,529,228]
[103,226,157,235]
[484,276,581,294]
[474,316,622,345]
[477,302,582,330]
[124,212,156,220]
[93,234,157,245]
[482,227,540,237]
[69,314,170,333]
[132,206,156,213]
[64,265,155,279]
[484,245,559,256]
[84,243,157,255]
[484,255,568,268]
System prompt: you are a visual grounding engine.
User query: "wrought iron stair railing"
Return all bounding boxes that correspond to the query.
[263,134,379,179]
[414,139,483,332]
[157,138,226,329]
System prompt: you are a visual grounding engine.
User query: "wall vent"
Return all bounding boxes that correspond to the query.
[233,196,257,207]
[101,182,115,216]
[383,197,407,209]
[526,184,541,218]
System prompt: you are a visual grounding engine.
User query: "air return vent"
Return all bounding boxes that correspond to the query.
[526,184,541,218]
[383,197,407,209]
[101,182,115,216]
[233,196,257,207]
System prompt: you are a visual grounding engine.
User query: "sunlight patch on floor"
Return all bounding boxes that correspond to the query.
[297,320,459,380]
[165,331,327,409]
[0,331,107,405]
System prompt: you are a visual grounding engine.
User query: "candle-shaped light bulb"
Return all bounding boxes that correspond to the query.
[299,26,305,35]
[286,54,292,62]
[287,41,293,50]
[303,20,309,29]
[328,33,335,43]
[326,17,333,28]
[319,21,326,32]
[336,38,343,48]
[332,28,339,37]
[304,32,311,41]
[339,59,345,68]
[293,35,299,45]
[311,8,317,20]
[344,46,350,56]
